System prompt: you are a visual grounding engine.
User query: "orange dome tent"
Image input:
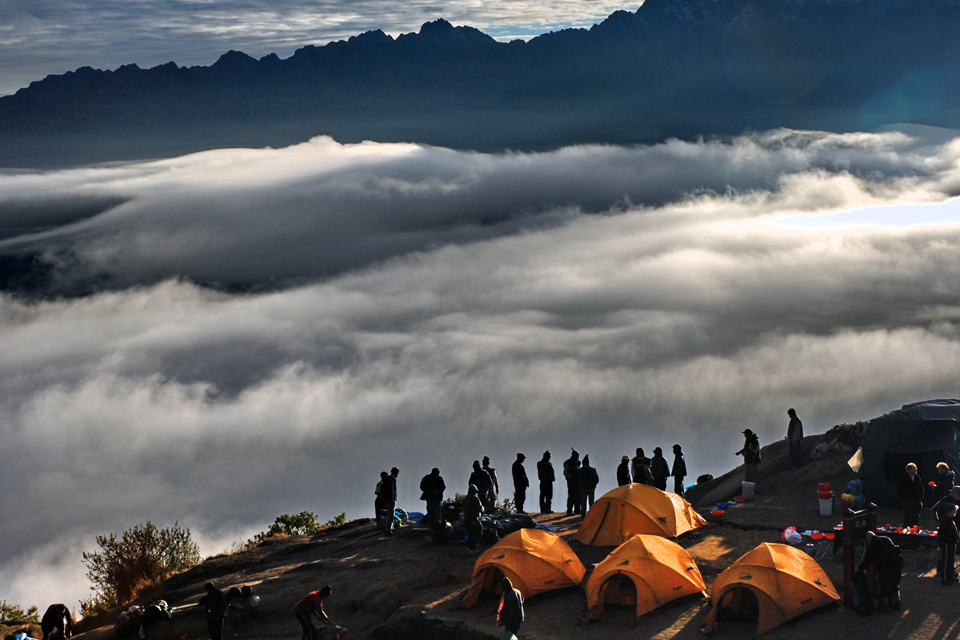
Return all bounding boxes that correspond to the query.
[460,529,586,608]
[701,543,840,638]
[574,484,707,546]
[585,534,706,622]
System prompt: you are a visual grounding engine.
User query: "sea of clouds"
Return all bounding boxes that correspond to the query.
[2,128,960,608]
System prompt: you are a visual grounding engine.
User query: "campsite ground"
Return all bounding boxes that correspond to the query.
[30,437,960,640]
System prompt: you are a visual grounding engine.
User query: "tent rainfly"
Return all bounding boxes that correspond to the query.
[574,483,707,546]
[858,399,960,507]
[460,529,586,608]
[701,543,840,638]
[585,534,706,622]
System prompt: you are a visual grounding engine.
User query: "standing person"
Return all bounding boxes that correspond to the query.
[897,463,924,528]
[578,455,599,520]
[651,447,669,491]
[939,504,960,585]
[562,449,582,515]
[40,604,73,640]
[497,577,524,640]
[379,467,399,535]
[482,456,500,508]
[934,486,960,579]
[934,462,956,502]
[617,455,631,486]
[631,448,647,484]
[736,429,761,485]
[787,408,804,469]
[671,444,687,496]
[374,471,388,531]
[462,484,483,554]
[512,453,529,514]
[294,585,340,640]
[469,460,494,513]
[420,468,446,534]
[857,531,903,611]
[203,582,228,640]
[537,450,555,514]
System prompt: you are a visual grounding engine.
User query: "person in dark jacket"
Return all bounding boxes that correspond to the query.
[857,531,903,611]
[617,455,631,486]
[420,467,446,538]
[671,444,687,496]
[935,463,956,502]
[469,460,494,512]
[938,504,959,584]
[537,450,555,514]
[203,582,228,640]
[933,486,960,579]
[563,449,582,515]
[651,447,669,491]
[374,471,388,531]
[482,456,500,508]
[631,448,647,484]
[40,604,73,640]
[497,577,524,638]
[578,455,600,519]
[512,453,530,513]
[379,467,399,535]
[897,463,924,528]
[787,408,804,469]
[462,484,483,553]
[736,429,761,484]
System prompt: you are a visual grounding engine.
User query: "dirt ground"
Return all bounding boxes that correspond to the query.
[68,441,960,640]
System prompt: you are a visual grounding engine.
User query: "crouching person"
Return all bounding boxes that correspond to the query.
[41,604,73,640]
[857,531,904,610]
[294,585,346,640]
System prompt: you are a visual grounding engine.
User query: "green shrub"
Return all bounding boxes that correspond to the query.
[325,512,347,527]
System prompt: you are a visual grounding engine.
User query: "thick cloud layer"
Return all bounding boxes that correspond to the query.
[0,0,631,96]
[2,128,960,609]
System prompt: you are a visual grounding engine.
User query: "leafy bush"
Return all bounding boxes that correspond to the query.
[81,521,200,616]
[325,512,347,527]
[0,601,39,626]
[252,511,323,544]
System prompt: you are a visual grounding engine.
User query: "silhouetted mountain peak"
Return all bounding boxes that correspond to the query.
[404,18,497,47]
[348,29,392,46]
[212,50,259,72]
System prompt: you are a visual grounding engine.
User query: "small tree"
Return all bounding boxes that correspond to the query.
[0,601,40,626]
[81,521,200,615]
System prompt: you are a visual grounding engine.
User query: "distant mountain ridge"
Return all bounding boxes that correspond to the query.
[3,0,960,166]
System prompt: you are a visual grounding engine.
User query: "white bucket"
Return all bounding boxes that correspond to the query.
[741,481,756,499]
[819,497,833,516]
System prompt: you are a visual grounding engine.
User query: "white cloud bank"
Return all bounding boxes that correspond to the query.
[1,129,960,608]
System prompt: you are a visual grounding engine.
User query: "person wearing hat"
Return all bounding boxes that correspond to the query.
[462,484,484,553]
[497,576,524,640]
[857,531,903,610]
[537,450,555,514]
[512,452,530,513]
[735,429,761,485]
[617,455,631,486]
[651,447,670,491]
[482,456,500,508]
[563,448,582,515]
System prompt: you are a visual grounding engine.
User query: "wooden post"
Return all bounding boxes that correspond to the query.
[842,502,877,606]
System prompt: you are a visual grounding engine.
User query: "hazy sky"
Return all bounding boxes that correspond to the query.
[2,127,960,609]
[0,0,637,96]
